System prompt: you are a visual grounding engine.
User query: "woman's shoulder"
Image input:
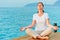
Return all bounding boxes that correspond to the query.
[44,13,49,16]
[44,13,48,14]
[33,13,37,16]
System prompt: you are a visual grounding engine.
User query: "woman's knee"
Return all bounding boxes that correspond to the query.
[25,28,34,35]
[25,28,30,33]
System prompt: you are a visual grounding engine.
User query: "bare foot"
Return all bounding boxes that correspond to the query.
[36,36,41,39]
[40,36,49,40]
[36,36,49,40]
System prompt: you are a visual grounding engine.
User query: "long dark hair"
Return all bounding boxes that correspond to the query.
[37,2,44,13]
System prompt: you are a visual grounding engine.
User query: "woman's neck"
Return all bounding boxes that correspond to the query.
[38,10,43,15]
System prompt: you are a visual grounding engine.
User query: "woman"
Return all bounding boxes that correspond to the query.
[20,2,58,40]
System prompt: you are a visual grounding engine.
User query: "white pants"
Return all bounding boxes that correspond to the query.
[25,27,52,38]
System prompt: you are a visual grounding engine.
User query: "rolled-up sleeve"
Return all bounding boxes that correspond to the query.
[33,14,37,20]
[45,13,49,19]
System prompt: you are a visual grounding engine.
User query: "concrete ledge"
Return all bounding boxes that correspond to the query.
[13,32,60,40]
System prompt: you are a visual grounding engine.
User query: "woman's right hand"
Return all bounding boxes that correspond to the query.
[20,27,26,31]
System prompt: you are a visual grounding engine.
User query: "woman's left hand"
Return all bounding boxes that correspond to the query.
[53,26,58,30]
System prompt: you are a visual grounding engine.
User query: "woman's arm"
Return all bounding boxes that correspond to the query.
[46,18,58,30]
[20,20,36,31]
[26,20,36,28]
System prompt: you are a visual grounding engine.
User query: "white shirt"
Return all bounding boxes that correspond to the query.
[33,13,49,31]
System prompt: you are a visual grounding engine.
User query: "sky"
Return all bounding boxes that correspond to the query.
[0,0,59,7]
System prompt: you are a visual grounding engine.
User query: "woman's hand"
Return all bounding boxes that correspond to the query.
[20,27,26,31]
[53,26,58,30]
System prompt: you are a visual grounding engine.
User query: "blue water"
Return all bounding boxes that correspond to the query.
[0,4,60,40]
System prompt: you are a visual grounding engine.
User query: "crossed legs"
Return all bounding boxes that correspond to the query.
[25,27,52,40]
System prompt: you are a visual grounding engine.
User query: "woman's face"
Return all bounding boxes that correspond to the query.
[37,3,44,10]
